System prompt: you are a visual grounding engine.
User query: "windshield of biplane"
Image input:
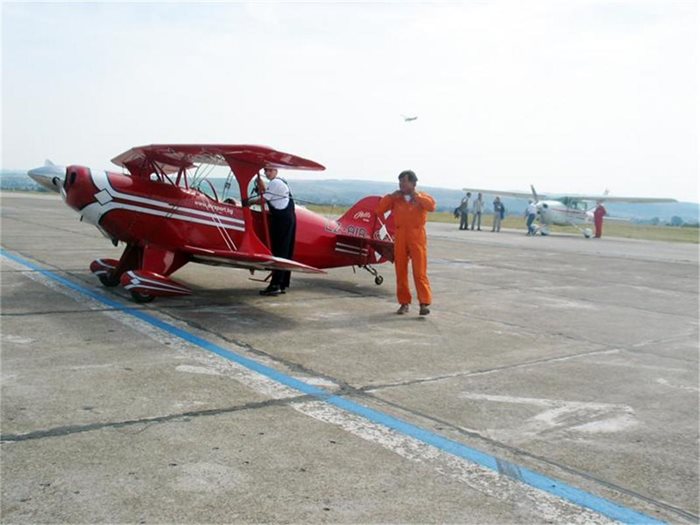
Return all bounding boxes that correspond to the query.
[188,164,242,203]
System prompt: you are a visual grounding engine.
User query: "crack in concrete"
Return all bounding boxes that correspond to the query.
[0,395,309,443]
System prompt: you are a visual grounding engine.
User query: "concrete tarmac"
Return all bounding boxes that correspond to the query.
[1,192,698,524]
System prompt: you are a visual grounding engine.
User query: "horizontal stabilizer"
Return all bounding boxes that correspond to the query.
[335,234,394,263]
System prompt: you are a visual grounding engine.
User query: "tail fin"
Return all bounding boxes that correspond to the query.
[336,196,396,263]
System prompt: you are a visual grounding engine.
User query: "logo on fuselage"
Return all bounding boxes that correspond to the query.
[353,211,371,222]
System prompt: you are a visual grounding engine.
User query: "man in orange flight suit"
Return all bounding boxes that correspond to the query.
[377,170,436,316]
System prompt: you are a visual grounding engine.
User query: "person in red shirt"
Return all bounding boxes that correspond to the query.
[377,170,436,315]
[594,201,607,238]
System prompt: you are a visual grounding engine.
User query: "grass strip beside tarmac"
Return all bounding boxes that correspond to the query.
[306,205,700,244]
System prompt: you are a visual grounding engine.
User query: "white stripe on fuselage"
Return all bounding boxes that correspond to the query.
[82,170,245,232]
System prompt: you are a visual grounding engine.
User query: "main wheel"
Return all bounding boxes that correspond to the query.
[374,276,384,285]
[98,273,120,287]
[130,291,155,303]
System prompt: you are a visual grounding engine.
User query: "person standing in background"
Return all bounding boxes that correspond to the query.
[594,201,607,238]
[492,196,504,232]
[525,200,538,236]
[471,192,483,231]
[458,192,471,230]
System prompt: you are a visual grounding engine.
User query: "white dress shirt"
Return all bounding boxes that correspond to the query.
[263,178,290,210]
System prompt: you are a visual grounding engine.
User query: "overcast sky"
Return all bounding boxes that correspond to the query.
[2,1,697,202]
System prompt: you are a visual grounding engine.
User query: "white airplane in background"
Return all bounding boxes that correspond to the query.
[462,185,677,237]
[401,114,418,122]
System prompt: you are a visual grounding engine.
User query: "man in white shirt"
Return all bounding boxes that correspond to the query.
[525,200,538,236]
[249,167,296,295]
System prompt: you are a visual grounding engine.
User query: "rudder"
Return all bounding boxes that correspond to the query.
[336,196,395,263]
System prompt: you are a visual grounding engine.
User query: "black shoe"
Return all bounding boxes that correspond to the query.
[260,285,282,296]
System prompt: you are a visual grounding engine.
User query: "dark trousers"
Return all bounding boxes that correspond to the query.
[269,201,296,288]
[526,213,536,235]
[459,212,469,230]
[471,212,481,230]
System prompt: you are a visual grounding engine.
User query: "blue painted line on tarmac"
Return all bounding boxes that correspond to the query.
[1,248,666,525]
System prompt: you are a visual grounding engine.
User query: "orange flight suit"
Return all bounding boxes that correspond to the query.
[377,192,436,306]
[593,204,607,238]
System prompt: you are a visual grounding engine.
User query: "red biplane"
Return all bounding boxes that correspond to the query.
[28,144,395,302]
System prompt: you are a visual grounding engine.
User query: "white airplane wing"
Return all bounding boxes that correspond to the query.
[462,188,677,203]
[462,188,543,199]
[565,195,677,203]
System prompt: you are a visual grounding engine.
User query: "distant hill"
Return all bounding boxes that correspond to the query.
[1,170,39,192]
[2,170,697,224]
[270,179,700,224]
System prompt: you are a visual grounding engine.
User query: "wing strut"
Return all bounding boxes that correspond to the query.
[224,156,272,256]
[255,173,272,249]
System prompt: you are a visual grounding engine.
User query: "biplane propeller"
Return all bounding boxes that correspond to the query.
[28,144,396,303]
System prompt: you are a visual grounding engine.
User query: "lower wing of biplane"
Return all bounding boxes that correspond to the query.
[92,248,324,303]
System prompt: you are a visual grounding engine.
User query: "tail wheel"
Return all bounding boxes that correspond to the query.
[362,264,383,285]
[130,291,155,303]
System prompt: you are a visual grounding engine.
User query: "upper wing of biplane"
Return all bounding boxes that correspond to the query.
[111,144,325,178]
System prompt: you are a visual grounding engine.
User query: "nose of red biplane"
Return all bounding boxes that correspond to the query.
[61,165,98,212]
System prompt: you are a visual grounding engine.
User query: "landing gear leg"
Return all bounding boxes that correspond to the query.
[569,222,593,238]
[112,244,142,284]
[362,265,384,285]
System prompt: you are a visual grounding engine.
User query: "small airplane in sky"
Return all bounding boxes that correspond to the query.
[401,114,418,122]
[462,185,677,237]
[28,144,396,302]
